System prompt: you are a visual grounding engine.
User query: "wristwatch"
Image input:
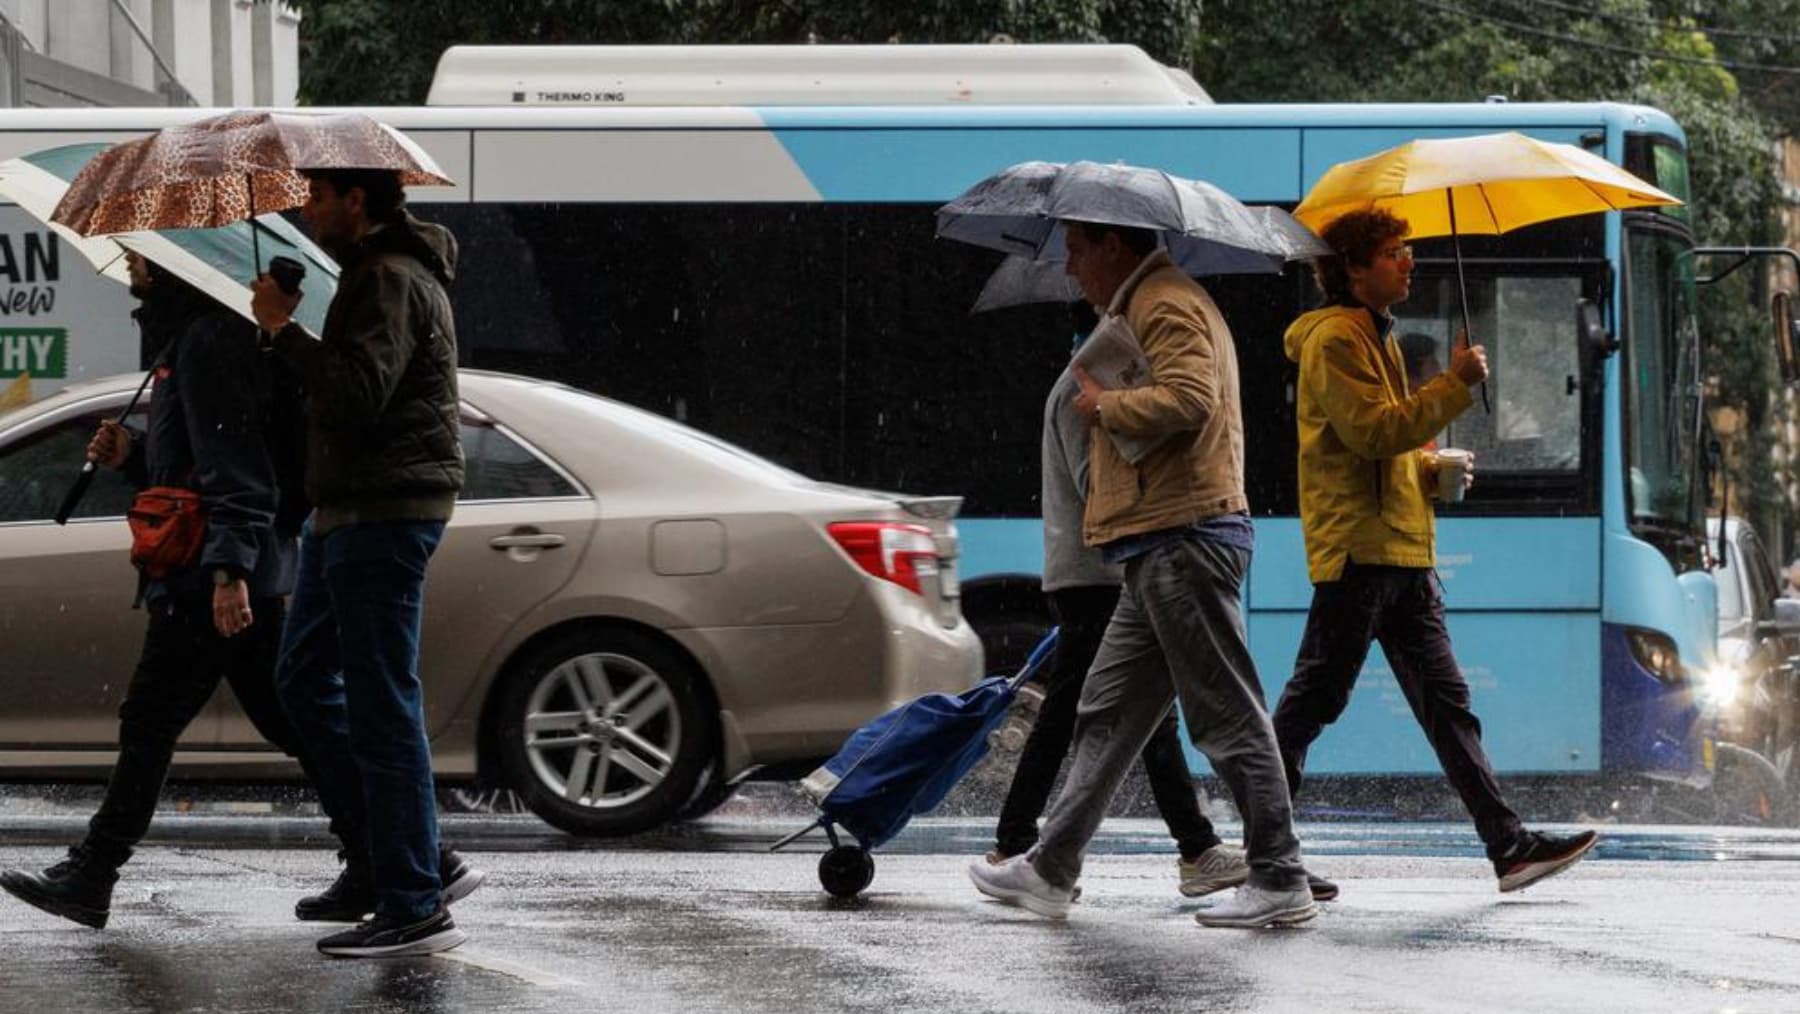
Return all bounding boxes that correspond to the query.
[212,568,237,587]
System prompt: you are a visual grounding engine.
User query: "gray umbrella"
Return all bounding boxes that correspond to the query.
[967,204,1330,314]
[970,255,1081,313]
[938,159,1329,276]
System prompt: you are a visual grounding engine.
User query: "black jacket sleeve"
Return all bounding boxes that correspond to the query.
[272,259,421,430]
[180,312,277,577]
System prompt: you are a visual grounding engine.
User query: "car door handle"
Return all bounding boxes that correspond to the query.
[489,532,566,550]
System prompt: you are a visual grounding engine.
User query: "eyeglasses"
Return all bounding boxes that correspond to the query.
[1377,243,1414,262]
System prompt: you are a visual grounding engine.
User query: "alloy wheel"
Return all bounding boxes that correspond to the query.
[521,651,682,810]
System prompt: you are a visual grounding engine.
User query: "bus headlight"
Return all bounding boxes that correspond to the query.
[1697,662,1745,707]
[1625,627,1683,684]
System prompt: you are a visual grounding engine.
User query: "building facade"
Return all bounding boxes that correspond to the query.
[0,0,298,108]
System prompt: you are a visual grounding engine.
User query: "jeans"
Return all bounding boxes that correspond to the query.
[994,584,1221,861]
[1271,564,1524,858]
[1032,536,1305,892]
[275,518,446,920]
[86,592,348,866]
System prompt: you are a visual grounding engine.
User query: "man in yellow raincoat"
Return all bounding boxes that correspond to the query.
[1275,208,1598,896]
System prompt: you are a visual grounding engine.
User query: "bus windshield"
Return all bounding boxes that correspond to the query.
[1624,226,1703,534]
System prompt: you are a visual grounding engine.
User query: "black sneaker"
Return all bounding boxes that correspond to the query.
[0,846,120,929]
[298,846,487,922]
[317,906,466,958]
[439,847,486,906]
[295,852,374,922]
[1494,829,1599,893]
[1306,872,1340,902]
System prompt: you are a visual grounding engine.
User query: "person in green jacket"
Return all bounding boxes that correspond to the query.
[1275,208,1598,896]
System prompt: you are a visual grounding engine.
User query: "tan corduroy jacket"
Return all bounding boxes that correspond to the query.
[1083,250,1249,546]
[1283,304,1473,583]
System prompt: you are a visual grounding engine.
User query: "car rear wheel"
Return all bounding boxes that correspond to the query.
[495,628,715,837]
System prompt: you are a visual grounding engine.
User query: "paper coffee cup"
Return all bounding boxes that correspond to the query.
[1434,448,1472,502]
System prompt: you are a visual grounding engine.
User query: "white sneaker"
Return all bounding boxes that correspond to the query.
[1178,845,1250,898]
[967,854,1074,919]
[1194,883,1318,929]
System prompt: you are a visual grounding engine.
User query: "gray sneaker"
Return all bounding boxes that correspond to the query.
[966,854,1074,919]
[1178,845,1250,898]
[1195,884,1318,929]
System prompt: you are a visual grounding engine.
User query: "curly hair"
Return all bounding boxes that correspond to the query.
[1312,209,1409,305]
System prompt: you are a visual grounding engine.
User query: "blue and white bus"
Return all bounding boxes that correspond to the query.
[7,44,1754,788]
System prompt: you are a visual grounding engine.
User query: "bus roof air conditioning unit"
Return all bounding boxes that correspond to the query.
[425,44,1212,108]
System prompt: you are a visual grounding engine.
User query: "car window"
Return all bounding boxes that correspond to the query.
[0,411,139,523]
[458,421,579,502]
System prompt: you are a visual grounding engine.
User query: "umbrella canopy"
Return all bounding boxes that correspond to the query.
[50,109,453,237]
[938,160,1329,276]
[971,255,1081,313]
[0,143,339,335]
[969,206,1323,313]
[1292,131,1681,238]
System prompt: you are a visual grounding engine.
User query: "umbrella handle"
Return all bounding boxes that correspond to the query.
[1447,195,1492,414]
[53,359,159,526]
[51,462,96,526]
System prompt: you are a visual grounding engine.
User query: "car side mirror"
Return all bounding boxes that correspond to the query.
[1577,299,1618,360]
[1773,291,1800,385]
[1768,598,1800,636]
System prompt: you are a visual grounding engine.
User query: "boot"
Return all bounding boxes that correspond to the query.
[295,850,375,922]
[0,845,120,929]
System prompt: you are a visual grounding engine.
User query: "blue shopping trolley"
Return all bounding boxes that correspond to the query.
[771,629,1059,897]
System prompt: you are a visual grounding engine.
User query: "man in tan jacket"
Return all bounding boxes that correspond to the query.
[1274,208,1597,896]
[967,221,1312,929]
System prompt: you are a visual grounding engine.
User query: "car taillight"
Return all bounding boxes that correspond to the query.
[827,522,939,595]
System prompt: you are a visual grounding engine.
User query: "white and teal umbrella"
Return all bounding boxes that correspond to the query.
[0,142,337,334]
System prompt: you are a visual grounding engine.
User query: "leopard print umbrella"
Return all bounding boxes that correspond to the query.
[50,109,454,237]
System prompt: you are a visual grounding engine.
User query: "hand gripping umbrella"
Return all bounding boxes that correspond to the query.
[1293,131,1683,411]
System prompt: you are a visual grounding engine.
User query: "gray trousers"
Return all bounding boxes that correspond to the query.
[1031,536,1306,892]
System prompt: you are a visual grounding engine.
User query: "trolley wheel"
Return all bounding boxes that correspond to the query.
[818,845,875,898]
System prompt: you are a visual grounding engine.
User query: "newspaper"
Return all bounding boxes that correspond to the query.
[1071,312,1164,464]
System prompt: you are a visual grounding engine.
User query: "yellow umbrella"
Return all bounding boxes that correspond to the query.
[1293,131,1680,237]
[1295,131,1682,410]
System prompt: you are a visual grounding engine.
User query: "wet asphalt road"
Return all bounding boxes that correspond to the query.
[1,813,1798,1014]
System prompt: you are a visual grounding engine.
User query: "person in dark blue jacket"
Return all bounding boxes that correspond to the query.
[0,253,344,929]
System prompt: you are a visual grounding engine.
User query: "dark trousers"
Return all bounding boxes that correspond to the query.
[1271,564,1524,858]
[86,591,344,865]
[994,584,1221,861]
[275,518,446,921]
